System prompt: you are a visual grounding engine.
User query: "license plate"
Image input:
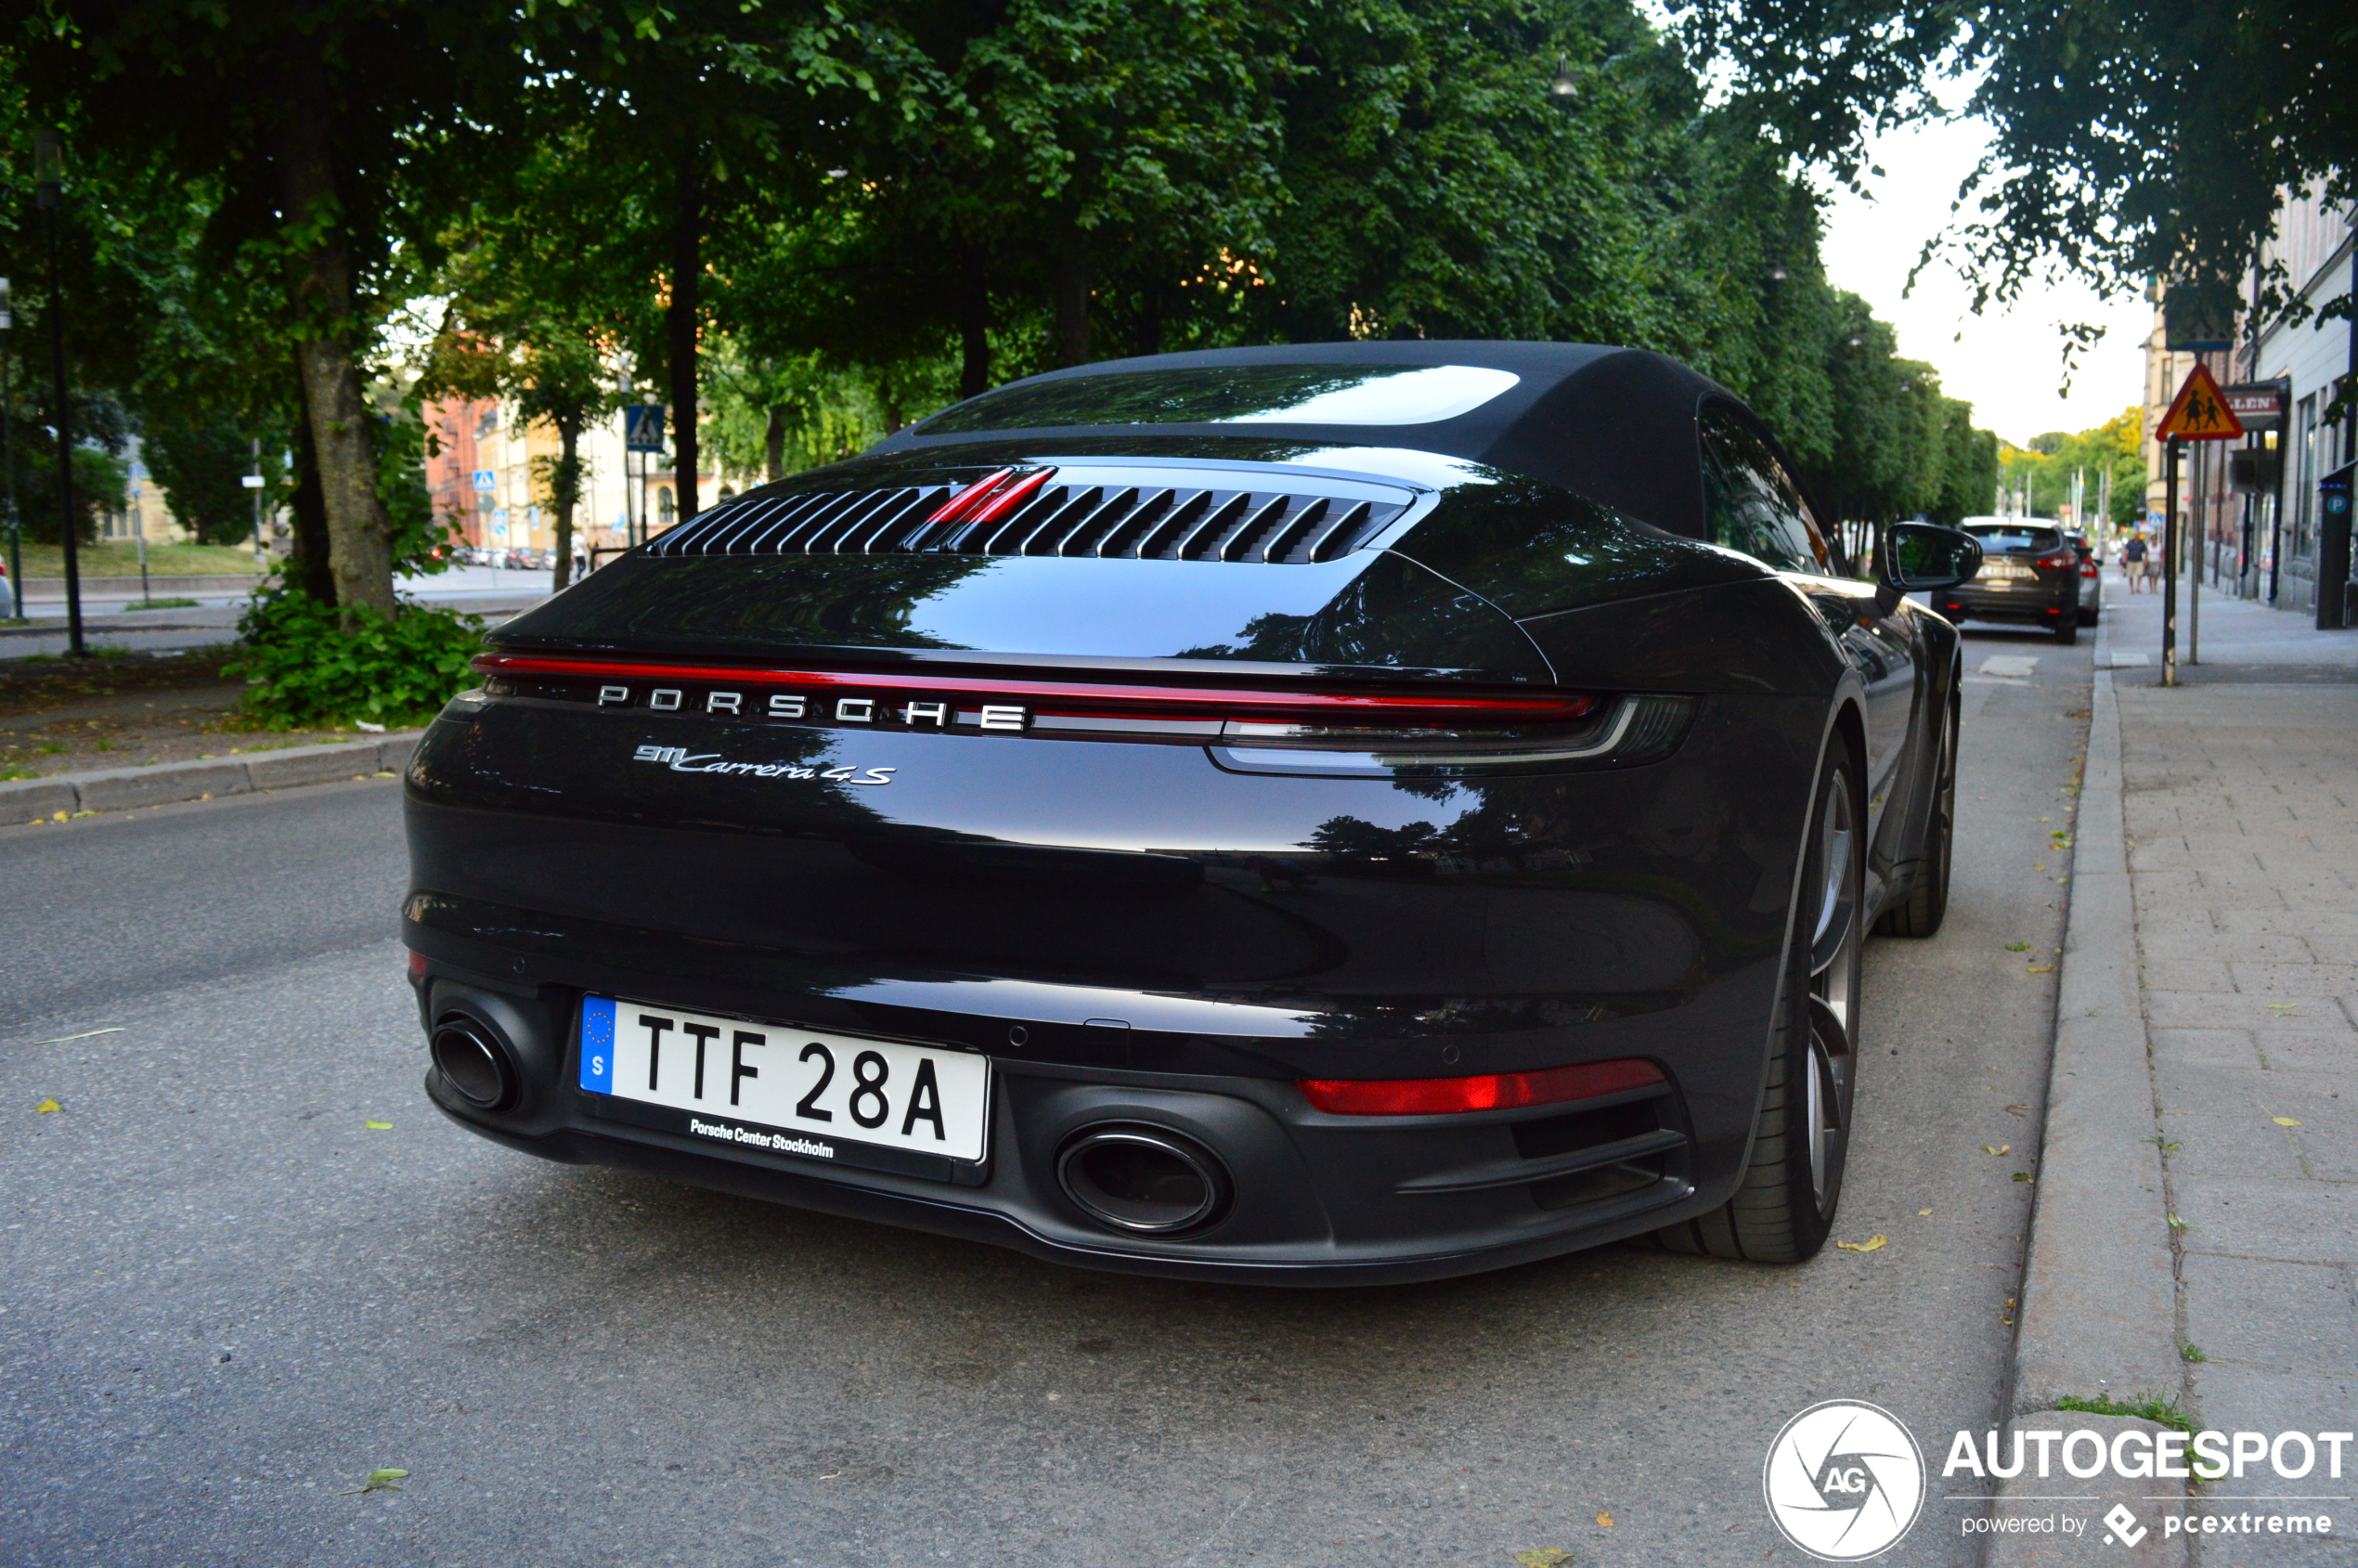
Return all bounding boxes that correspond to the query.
[1981,559,2035,581]
[578,997,990,1165]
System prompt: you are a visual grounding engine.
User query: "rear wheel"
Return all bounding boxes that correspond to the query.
[1652,736,1863,1263]
[1875,684,1956,939]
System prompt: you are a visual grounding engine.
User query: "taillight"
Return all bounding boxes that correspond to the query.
[2079,558,2098,577]
[468,654,1695,773]
[2036,551,2075,570]
[1299,1058,1665,1116]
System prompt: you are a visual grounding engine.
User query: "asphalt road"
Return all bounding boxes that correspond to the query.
[0,626,2092,1567]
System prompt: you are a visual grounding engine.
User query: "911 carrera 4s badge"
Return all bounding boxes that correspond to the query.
[631,744,895,784]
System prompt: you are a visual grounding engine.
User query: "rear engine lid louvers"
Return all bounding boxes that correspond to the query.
[644,464,1409,564]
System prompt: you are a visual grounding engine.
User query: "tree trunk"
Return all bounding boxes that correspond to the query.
[1052,241,1091,368]
[959,249,991,397]
[290,365,335,605]
[668,149,702,522]
[551,408,581,592]
[764,407,785,483]
[275,45,395,620]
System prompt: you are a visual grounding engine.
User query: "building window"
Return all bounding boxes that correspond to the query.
[657,486,675,527]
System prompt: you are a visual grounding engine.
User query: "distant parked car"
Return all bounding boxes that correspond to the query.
[1937,517,2086,643]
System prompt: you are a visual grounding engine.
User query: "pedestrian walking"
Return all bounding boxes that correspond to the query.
[2122,533,2148,592]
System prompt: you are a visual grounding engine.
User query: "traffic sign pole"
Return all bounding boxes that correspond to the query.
[2162,437,2181,688]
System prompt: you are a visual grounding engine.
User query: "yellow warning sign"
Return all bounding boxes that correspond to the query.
[2156,363,2245,441]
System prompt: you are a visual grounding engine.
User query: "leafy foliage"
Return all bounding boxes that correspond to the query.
[226,580,484,729]
[1667,0,2354,371]
[2001,408,2147,526]
[143,413,258,545]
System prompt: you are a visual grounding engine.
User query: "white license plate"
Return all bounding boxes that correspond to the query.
[1981,559,2035,581]
[578,997,990,1164]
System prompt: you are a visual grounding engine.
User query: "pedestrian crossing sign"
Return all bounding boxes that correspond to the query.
[2156,363,2244,441]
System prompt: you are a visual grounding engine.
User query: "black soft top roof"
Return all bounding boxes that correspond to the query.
[871,341,1739,538]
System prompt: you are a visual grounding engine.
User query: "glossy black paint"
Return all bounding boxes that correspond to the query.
[402,344,1962,1284]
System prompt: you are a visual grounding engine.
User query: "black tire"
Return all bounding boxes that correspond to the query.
[2054,615,2079,644]
[2079,599,2100,627]
[1876,682,1956,939]
[1652,732,1864,1263]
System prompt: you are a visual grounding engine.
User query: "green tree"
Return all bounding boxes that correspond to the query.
[1667,0,2355,395]
[15,0,523,617]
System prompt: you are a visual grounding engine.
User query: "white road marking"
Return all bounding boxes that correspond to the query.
[1977,654,2041,678]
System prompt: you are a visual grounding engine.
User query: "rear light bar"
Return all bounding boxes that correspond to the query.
[2035,551,2076,569]
[1299,1058,1665,1116]
[467,654,1693,771]
[470,653,1599,727]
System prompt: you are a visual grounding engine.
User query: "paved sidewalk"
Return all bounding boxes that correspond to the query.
[2107,577,2358,1558]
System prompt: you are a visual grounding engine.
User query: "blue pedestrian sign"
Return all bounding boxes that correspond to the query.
[471,469,495,492]
[624,406,667,453]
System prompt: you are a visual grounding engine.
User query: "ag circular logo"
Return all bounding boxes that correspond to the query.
[1763,1400,1925,1561]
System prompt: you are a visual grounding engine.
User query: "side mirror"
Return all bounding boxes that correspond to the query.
[1883,522,1983,593]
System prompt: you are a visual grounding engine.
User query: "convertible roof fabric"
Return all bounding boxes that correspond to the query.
[875,342,1736,539]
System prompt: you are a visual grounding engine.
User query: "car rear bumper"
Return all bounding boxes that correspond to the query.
[403,901,1772,1284]
[1936,585,2075,623]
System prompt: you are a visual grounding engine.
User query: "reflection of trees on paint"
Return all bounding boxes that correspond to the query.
[1174,550,1542,672]
[500,554,1001,651]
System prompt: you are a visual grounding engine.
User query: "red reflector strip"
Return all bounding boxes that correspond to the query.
[407,949,427,978]
[470,654,1598,723]
[962,467,1056,525]
[1298,1058,1665,1116]
[923,469,1017,525]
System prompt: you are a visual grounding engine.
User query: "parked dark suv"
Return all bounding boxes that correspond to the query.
[1935,520,2082,643]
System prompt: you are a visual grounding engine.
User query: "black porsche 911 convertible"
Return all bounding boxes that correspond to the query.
[401,342,1982,1283]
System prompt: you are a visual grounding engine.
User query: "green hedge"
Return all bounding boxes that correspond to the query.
[227,583,486,729]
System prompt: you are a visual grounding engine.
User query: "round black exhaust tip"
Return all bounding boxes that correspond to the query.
[431,1016,517,1111]
[1056,1126,1230,1235]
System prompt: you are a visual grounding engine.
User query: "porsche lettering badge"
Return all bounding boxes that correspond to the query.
[632,745,896,785]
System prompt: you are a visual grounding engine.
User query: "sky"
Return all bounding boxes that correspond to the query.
[1817,114,2152,448]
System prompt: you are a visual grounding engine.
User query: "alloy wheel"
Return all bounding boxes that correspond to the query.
[1803,770,1860,1207]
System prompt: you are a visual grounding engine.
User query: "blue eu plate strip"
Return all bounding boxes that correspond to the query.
[579,995,616,1094]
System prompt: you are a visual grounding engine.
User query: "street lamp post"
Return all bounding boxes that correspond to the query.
[35,129,84,657]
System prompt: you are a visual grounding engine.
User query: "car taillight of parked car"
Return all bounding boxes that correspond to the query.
[2036,551,2076,570]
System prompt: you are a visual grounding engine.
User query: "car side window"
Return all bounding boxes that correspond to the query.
[1698,408,1833,575]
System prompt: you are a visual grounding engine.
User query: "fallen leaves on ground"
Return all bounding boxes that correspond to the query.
[1919,1208,1933,1216]
[1596,1510,1613,1526]
[365,1121,393,1131]
[342,1468,408,1495]
[34,1098,59,1114]
[1511,1550,1574,1568]
[2014,1172,2034,1183]
[2005,941,2031,952]
[2028,964,2054,973]
[2273,1117,2301,1127]
[2006,1105,2028,1115]
[1834,1235,1887,1253]
[1983,1144,2011,1156]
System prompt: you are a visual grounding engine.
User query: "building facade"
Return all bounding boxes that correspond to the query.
[421,395,719,560]
[2244,185,2353,616]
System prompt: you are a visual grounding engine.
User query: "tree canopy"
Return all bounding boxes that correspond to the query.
[3,0,2011,614]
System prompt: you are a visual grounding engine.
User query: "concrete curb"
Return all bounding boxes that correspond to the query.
[1983,1415,2190,1567]
[2008,610,2183,1416]
[0,732,420,824]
